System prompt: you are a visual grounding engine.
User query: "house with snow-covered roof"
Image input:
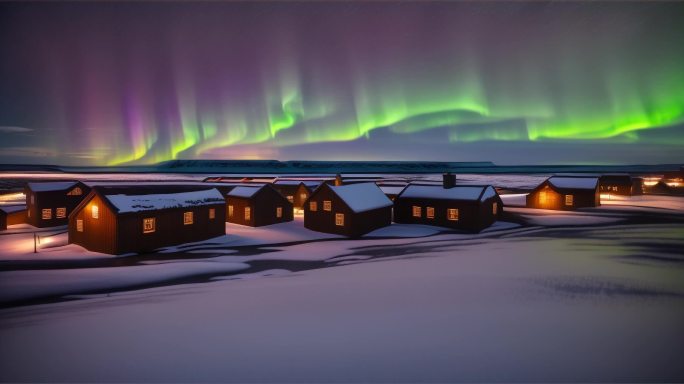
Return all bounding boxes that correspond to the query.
[225,184,293,226]
[393,182,502,232]
[526,176,600,210]
[25,181,91,227]
[68,187,225,254]
[0,205,26,230]
[304,182,393,237]
[271,180,322,210]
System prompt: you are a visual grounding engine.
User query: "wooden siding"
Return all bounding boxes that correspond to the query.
[393,195,501,232]
[226,186,293,227]
[26,182,91,227]
[68,193,118,254]
[526,182,599,210]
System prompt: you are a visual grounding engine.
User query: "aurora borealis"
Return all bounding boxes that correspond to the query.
[1,2,683,165]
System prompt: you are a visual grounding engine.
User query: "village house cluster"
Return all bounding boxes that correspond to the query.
[1,166,682,252]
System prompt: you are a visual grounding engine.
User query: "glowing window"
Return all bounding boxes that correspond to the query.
[323,200,332,211]
[244,207,251,221]
[412,206,421,218]
[42,208,52,220]
[335,213,344,226]
[492,202,498,215]
[76,219,83,232]
[426,207,435,219]
[447,208,459,221]
[209,208,215,219]
[143,218,155,233]
[67,187,82,196]
[276,206,282,218]
[287,195,294,202]
[539,191,549,205]
[91,205,99,219]
[228,205,234,218]
[565,195,574,206]
[310,201,317,211]
[184,211,193,225]
[56,207,67,218]
[300,193,307,200]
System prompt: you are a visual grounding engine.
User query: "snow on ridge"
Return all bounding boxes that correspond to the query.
[399,185,495,201]
[548,176,598,190]
[106,189,224,213]
[329,183,393,213]
[227,186,263,198]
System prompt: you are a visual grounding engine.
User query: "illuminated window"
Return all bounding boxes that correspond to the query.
[565,195,574,206]
[287,195,294,202]
[30,195,34,204]
[310,201,317,211]
[323,200,332,211]
[76,219,83,232]
[209,208,215,219]
[300,193,307,200]
[492,202,498,215]
[426,207,434,219]
[228,205,234,218]
[276,206,282,218]
[447,208,459,221]
[143,218,155,233]
[67,187,82,196]
[42,208,52,220]
[184,211,193,225]
[335,213,344,226]
[56,207,66,218]
[91,205,99,219]
[539,191,549,205]
[244,207,251,221]
[412,206,421,218]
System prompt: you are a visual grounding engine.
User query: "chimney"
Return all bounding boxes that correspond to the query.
[443,172,456,189]
[335,174,343,186]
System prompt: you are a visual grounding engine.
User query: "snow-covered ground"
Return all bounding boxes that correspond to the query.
[1,184,683,381]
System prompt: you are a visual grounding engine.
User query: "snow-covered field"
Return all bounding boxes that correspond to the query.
[1,183,683,381]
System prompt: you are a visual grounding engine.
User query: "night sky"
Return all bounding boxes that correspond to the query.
[1,1,683,166]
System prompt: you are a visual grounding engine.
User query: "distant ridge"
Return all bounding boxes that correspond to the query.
[0,160,680,174]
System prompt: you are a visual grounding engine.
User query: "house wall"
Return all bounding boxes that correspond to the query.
[526,183,599,210]
[293,184,311,209]
[253,188,293,227]
[68,193,118,254]
[394,197,491,231]
[226,197,254,226]
[7,209,27,226]
[599,177,632,196]
[116,203,225,254]
[0,212,6,230]
[26,184,91,227]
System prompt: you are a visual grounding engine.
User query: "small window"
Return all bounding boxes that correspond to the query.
[209,208,215,219]
[447,208,459,221]
[67,187,82,196]
[56,207,67,218]
[426,207,435,219]
[412,206,421,218]
[335,213,344,226]
[539,191,548,205]
[323,200,332,211]
[76,219,83,232]
[492,202,498,215]
[300,193,307,200]
[276,206,283,218]
[42,208,52,220]
[228,205,234,218]
[143,218,155,233]
[287,195,294,203]
[310,201,317,211]
[91,205,99,219]
[184,211,193,225]
[565,195,574,206]
[244,207,251,221]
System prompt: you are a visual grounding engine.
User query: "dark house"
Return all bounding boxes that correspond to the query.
[0,206,26,230]
[304,182,393,237]
[69,187,225,255]
[599,174,633,196]
[631,177,644,195]
[25,181,91,227]
[526,176,600,210]
[225,185,293,226]
[393,184,502,232]
[271,180,320,210]
[379,185,406,201]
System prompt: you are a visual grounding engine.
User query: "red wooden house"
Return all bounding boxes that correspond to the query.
[25,181,91,227]
[225,185,293,226]
[0,205,26,230]
[526,176,600,210]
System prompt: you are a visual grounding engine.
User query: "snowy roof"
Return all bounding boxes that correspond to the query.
[105,189,224,213]
[226,186,263,198]
[379,186,406,195]
[548,177,598,190]
[27,181,78,192]
[399,185,497,201]
[0,205,26,214]
[329,183,393,213]
[273,180,321,187]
